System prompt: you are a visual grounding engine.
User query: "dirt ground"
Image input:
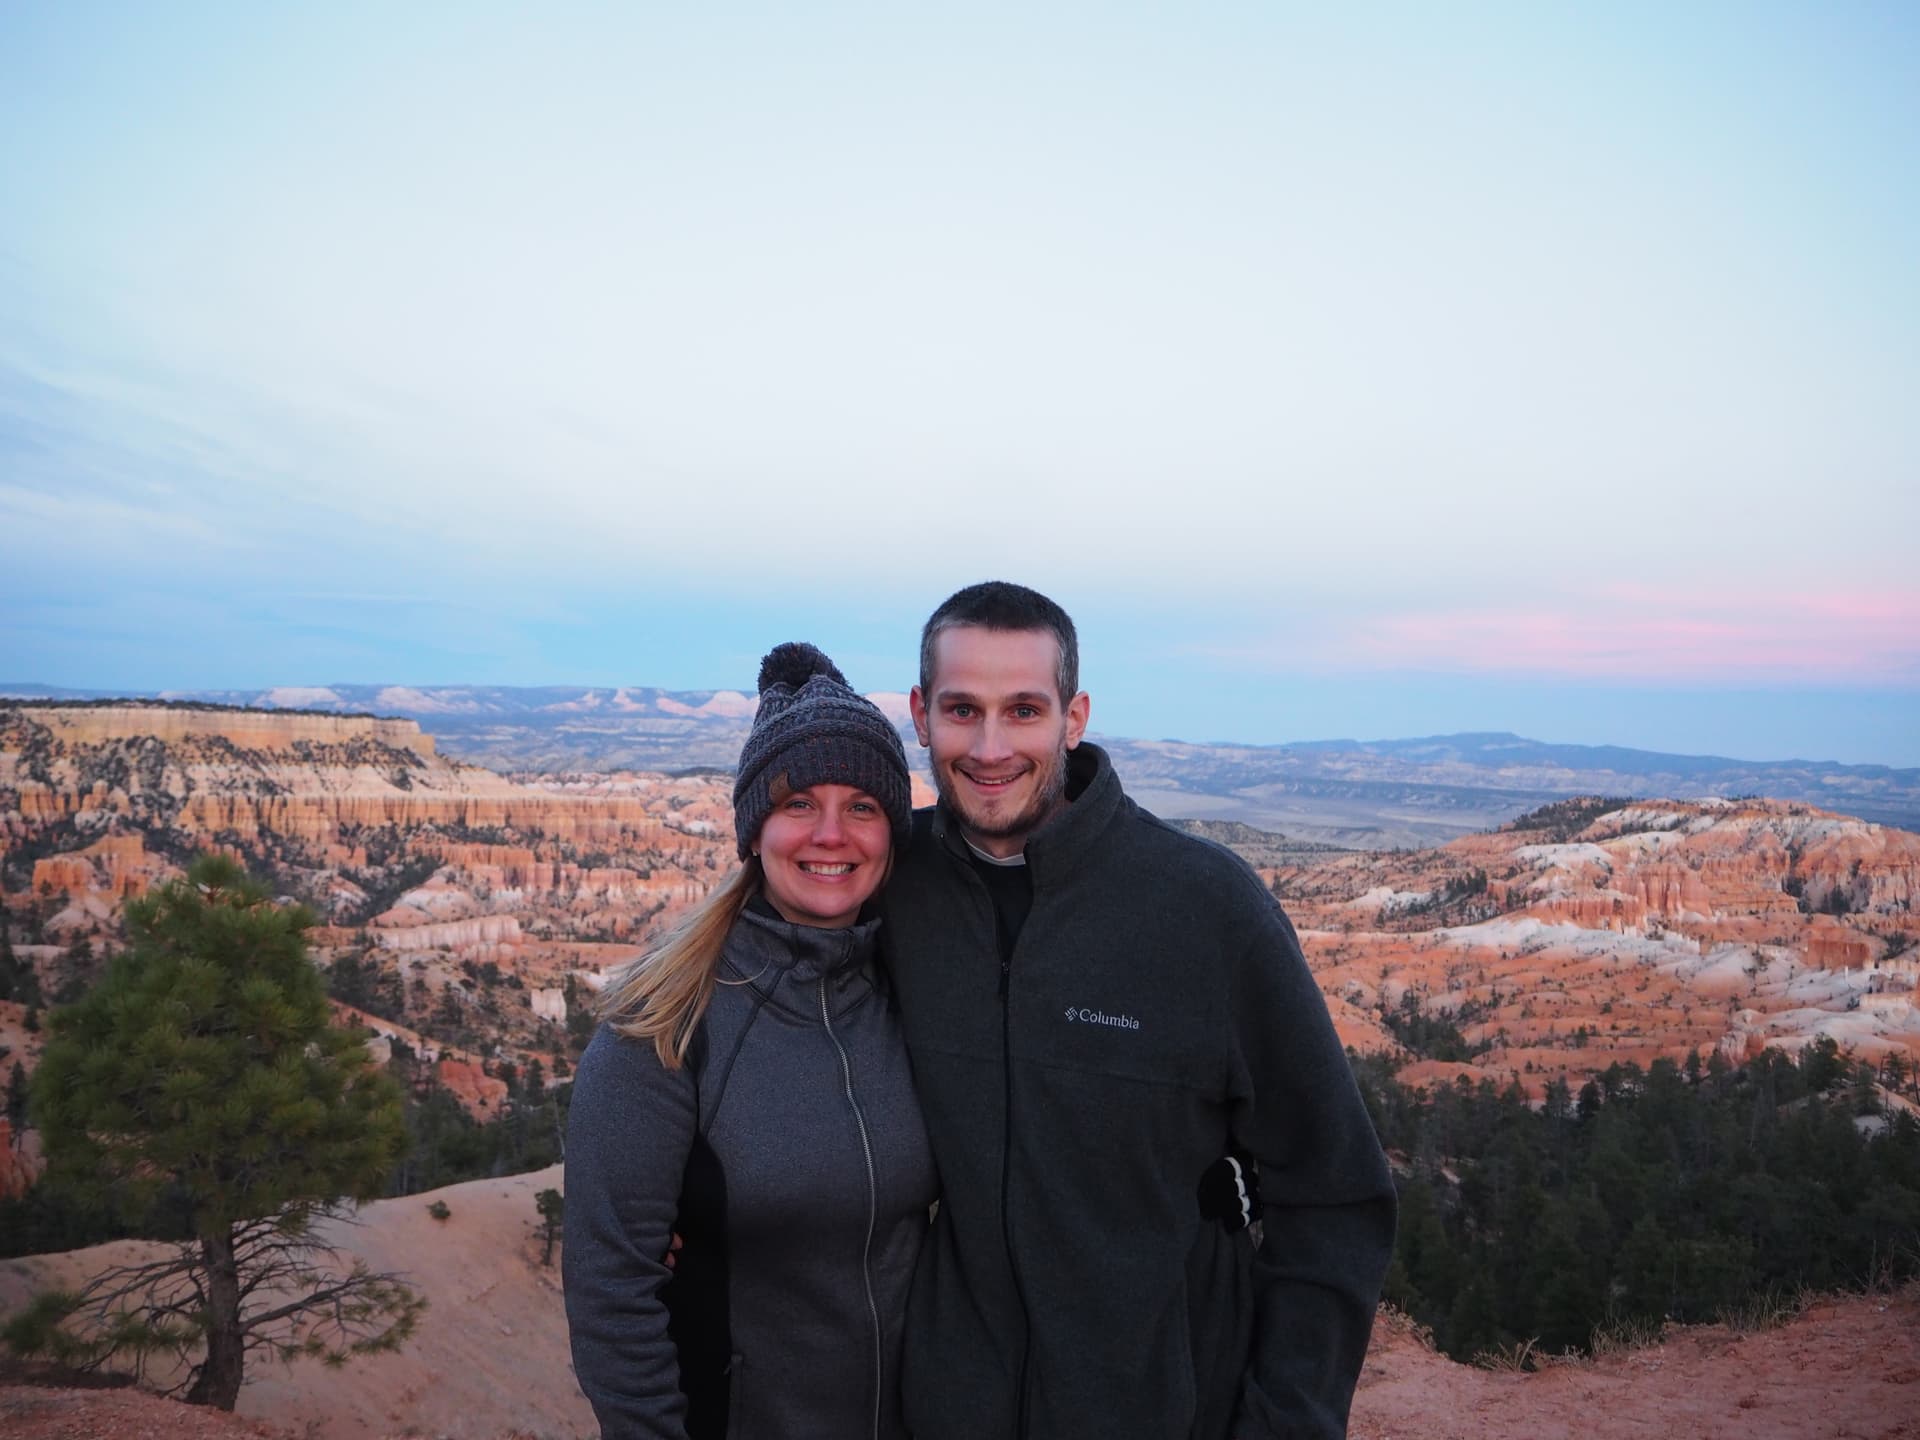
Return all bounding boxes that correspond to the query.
[0,1382,291,1440]
[1350,1285,1920,1440]
[0,1166,595,1440]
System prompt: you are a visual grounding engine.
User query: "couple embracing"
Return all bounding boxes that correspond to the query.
[563,581,1397,1440]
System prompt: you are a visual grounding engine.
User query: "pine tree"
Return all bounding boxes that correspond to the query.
[4,1061,27,1139]
[1801,1034,1844,1095]
[0,918,43,1009]
[1884,1051,1911,1094]
[11,855,422,1409]
[536,1187,565,1267]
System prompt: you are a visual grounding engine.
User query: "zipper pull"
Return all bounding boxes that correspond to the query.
[998,954,1010,999]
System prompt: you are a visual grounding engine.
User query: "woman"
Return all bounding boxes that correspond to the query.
[564,643,937,1440]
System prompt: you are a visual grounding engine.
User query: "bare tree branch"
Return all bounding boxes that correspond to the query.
[4,1200,424,1397]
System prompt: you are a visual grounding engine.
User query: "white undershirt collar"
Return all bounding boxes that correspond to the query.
[963,836,1028,868]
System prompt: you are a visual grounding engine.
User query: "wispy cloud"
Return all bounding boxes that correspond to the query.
[1335,585,1920,684]
[0,480,229,545]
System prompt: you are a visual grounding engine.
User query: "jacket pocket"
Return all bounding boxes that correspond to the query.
[1173,1281,1199,1438]
[722,1353,748,1440]
[1185,1229,1253,1440]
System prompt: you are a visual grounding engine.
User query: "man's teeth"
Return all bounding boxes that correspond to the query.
[799,862,855,875]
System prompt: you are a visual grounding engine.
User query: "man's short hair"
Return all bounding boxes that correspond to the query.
[919,581,1080,706]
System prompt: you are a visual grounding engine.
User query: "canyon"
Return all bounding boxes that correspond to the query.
[0,702,733,1129]
[2,700,1917,1437]
[4,701,1916,1123]
[1267,795,1920,1102]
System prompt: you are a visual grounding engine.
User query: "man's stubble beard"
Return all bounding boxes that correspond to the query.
[935,733,1072,848]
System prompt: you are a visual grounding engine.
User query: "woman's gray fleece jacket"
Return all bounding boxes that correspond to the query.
[563,906,937,1440]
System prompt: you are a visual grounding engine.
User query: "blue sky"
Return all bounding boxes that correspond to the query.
[2,3,1916,764]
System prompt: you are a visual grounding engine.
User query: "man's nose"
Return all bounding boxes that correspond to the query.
[971,716,1014,763]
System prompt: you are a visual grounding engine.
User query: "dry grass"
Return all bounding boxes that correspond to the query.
[1471,1336,1541,1372]
[1371,1304,1438,1352]
[1716,1285,1811,1334]
[1588,1312,1667,1359]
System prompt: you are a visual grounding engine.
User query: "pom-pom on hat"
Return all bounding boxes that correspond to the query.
[732,641,912,859]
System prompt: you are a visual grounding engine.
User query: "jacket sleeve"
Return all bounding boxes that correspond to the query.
[1223,874,1397,1440]
[563,1023,696,1440]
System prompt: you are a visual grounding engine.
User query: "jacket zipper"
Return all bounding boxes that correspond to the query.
[988,882,1034,1439]
[820,968,883,1440]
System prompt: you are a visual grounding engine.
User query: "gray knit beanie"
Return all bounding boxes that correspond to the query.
[733,642,912,859]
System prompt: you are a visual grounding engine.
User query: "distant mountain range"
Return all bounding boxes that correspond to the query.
[8,682,1917,847]
[1105,731,1920,847]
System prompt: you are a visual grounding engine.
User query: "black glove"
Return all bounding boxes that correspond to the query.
[1197,1148,1260,1232]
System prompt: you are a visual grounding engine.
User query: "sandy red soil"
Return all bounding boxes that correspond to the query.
[0,1168,596,1440]
[1350,1285,1920,1440]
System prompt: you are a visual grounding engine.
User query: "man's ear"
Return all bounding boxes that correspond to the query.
[1064,691,1090,750]
[909,685,932,747]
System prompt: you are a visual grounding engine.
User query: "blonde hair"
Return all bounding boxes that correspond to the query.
[597,859,762,1069]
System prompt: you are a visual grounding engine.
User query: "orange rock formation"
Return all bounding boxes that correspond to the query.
[0,704,719,1117]
[1272,797,1920,1099]
[7,707,1915,1122]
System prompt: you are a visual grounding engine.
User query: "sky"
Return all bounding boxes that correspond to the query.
[2,2,1916,765]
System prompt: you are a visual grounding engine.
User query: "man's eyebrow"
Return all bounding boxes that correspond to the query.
[935,688,1054,707]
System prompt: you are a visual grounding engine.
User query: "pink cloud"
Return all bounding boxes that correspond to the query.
[1337,586,1920,683]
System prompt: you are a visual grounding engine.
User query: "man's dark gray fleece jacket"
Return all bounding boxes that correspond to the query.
[881,743,1397,1440]
[563,906,937,1440]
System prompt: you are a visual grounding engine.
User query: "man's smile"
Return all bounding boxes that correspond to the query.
[959,767,1028,790]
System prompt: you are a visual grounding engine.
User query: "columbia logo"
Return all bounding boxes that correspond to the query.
[1062,1005,1140,1031]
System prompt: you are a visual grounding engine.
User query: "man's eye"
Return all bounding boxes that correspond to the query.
[950,704,975,720]
[1013,706,1039,720]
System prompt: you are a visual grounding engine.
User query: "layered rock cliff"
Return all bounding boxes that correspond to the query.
[0,703,736,1115]
[6,705,1914,1122]
[1266,796,1920,1099]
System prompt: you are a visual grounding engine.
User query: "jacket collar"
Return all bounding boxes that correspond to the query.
[928,741,1122,890]
[726,901,881,990]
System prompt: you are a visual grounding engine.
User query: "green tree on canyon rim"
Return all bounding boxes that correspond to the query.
[5,854,423,1410]
[536,1186,564,1267]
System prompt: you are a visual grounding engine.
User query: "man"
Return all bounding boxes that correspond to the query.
[882,581,1396,1440]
